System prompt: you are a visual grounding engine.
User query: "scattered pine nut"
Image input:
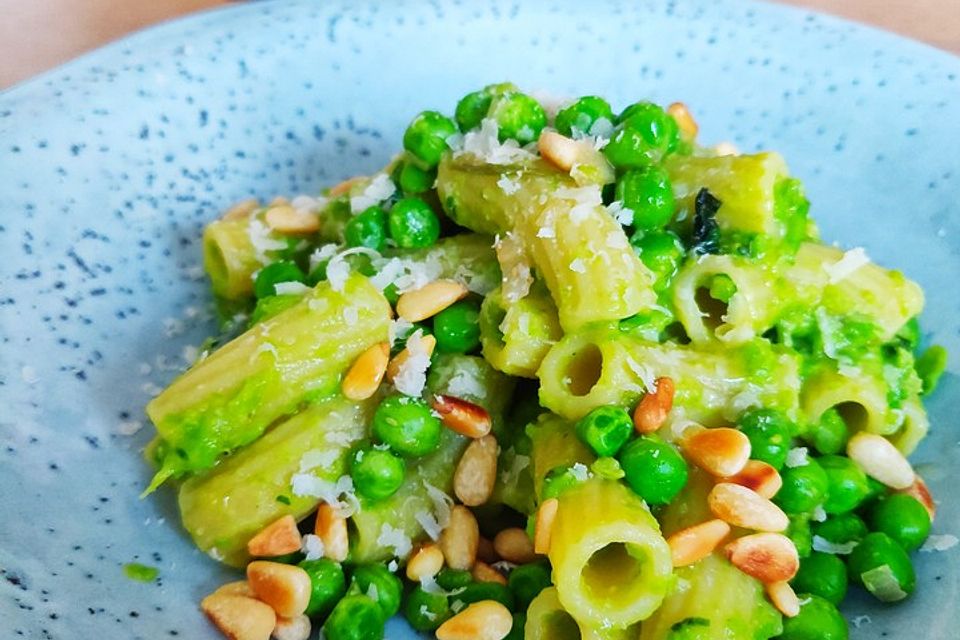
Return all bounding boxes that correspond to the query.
[472,561,508,586]
[247,562,312,619]
[201,592,276,640]
[682,427,751,477]
[666,519,731,567]
[386,334,437,382]
[315,504,349,562]
[766,580,801,618]
[667,102,699,139]
[431,394,493,438]
[537,131,581,172]
[222,198,260,221]
[722,460,783,500]
[633,377,675,434]
[396,280,468,322]
[342,342,390,401]
[454,435,499,507]
[247,515,303,558]
[493,528,537,564]
[476,536,499,564]
[272,614,311,640]
[329,177,362,197]
[406,543,445,582]
[898,475,936,521]
[268,196,290,207]
[725,533,800,583]
[435,600,514,640]
[440,505,480,570]
[264,205,320,235]
[214,580,255,598]
[708,483,789,532]
[534,498,559,555]
[846,432,915,489]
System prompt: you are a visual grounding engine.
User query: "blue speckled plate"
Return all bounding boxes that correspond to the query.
[1,0,958,637]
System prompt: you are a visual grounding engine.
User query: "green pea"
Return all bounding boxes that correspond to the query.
[507,561,552,609]
[554,96,615,137]
[455,90,493,132]
[604,102,677,169]
[864,475,890,503]
[915,344,948,395]
[350,445,405,502]
[323,594,385,639]
[848,532,916,601]
[433,300,482,354]
[457,581,516,611]
[435,568,473,591]
[349,564,403,620]
[819,455,870,514]
[615,165,675,230]
[388,197,440,248]
[403,110,458,169]
[504,612,526,640]
[787,514,813,559]
[811,513,868,546]
[630,230,685,293]
[345,206,388,251]
[398,160,436,195]
[249,294,300,325]
[403,586,451,632]
[574,405,633,457]
[779,594,848,640]
[776,458,829,514]
[487,92,547,144]
[807,408,848,456]
[541,465,585,500]
[707,274,737,304]
[737,409,793,470]
[253,261,306,299]
[791,552,848,605]
[297,558,346,618]
[868,494,931,552]
[618,436,688,505]
[372,395,442,457]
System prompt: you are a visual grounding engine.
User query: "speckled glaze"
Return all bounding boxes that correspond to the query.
[0,0,957,637]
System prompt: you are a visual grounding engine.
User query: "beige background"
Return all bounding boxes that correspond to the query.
[1,0,958,89]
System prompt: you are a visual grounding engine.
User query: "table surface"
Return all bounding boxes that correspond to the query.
[1,0,958,90]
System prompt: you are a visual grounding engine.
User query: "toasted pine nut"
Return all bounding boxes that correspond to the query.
[667,519,731,567]
[436,600,514,640]
[222,198,260,221]
[247,561,312,619]
[713,141,739,156]
[766,581,801,618]
[431,394,493,438]
[406,543,445,582]
[329,177,362,197]
[708,483,789,532]
[396,280,468,322]
[201,592,276,640]
[847,432,915,489]
[454,435,499,507]
[493,527,537,564]
[537,131,581,172]
[264,205,320,235]
[722,460,783,500]
[725,533,799,583]
[667,102,699,140]
[477,536,499,564]
[440,505,480,570]
[534,498,559,555]
[268,196,290,207]
[247,515,303,558]
[472,561,508,586]
[683,427,751,477]
[214,580,255,598]
[314,503,348,562]
[386,334,437,382]
[633,377,675,434]
[898,475,936,521]
[342,342,390,401]
[272,614,311,640]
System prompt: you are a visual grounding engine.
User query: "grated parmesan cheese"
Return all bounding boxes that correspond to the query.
[325,246,381,292]
[298,448,342,473]
[309,243,339,272]
[569,258,587,273]
[291,194,327,213]
[290,474,359,517]
[920,534,959,552]
[851,615,872,629]
[454,118,535,165]
[118,420,144,436]
[393,330,432,397]
[570,463,591,482]
[824,247,870,283]
[812,505,828,522]
[273,281,311,296]
[785,447,810,468]
[301,534,325,561]
[812,535,858,555]
[536,225,556,239]
[606,200,635,227]
[247,217,288,263]
[350,173,395,213]
[624,356,656,392]
[497,173,522,195]
[445,369,486,400]
[555,185,603,223]
[388,317,414,347]
[377,523,412,559]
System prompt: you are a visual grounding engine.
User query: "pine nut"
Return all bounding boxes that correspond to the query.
[315,503,349,562]
[247,515,303,558]
[472,561,508,586]
[406,543,445,582]
[264,205,320,235]
[667,102,699,139]
[683,427,751,477]
[214,580,255,598]
[386,334,437,382]
[493,528,537,564]
[708,483,789,532]
[713,141,739,156]
[436,600,514,640]
[329,177,362,197]
[847,432,915,489]
[454,435,498,506]
[725,533,799,583]
[431,394,493,438]
[534,498,559,555]
[537,131,581,172]
[766,581,800,618]
[342,342,390,401]
[201,592,276,640]
[633,377,675,434]
[722,460,783,499]
[898,475,936,521]
[396,280,468,322]
[272,615,311,640]
[268,196,290,207]
[477,536,499,564]
[247,562,312,619]
[666,519,731,567]
[440,505,480,570]
[222,198,260,221]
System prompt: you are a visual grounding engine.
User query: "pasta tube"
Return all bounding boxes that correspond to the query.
[528,413,595,502]
[480,283,563,378]
[202,216,264,300]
